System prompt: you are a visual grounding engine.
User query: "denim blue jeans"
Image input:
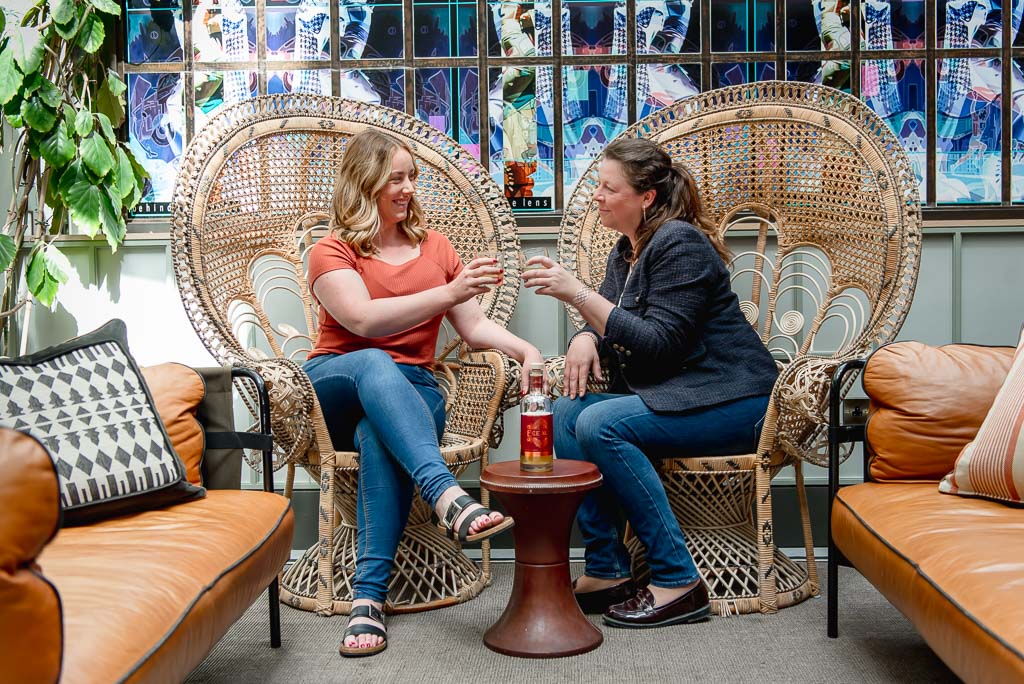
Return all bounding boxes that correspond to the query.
[303,348,455,603]
[553,392,770,588]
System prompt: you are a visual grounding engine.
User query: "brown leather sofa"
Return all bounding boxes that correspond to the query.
[827,342,1024,683]
[0,366,294,684]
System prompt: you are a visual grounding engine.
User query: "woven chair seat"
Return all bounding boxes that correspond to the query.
[171,96,521,615]
[554,81,922,615]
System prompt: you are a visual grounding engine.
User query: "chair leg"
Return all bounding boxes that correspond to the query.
[268,576,282,648]
[794,461,819,595]
[828,543,839,638]
[754,454,778,613]
[316,461,337,616]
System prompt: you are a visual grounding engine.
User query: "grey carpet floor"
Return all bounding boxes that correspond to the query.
[186,565,959,683]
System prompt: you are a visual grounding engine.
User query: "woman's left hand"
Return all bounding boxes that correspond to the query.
[521,256,582,303]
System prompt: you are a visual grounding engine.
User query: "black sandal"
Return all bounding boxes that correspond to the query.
[338,603,387,658]
[438,494,515,544]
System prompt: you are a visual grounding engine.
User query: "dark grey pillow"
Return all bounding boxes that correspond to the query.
[0,319,205,525]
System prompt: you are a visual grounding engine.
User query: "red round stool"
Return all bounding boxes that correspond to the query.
[479,459,603,658]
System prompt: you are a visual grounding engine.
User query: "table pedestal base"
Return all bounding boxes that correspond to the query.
[484,562,602,658]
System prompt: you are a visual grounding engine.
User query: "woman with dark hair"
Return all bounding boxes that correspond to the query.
[522,137,778,629]
[305,128,542,656]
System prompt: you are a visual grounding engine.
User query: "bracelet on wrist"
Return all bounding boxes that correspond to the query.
[575,331,600,348]
[571,286,592,309]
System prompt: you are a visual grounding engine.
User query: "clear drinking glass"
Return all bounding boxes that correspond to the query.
[519,246,549,271]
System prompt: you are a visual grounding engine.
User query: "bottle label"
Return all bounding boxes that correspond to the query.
[521,412,553,470]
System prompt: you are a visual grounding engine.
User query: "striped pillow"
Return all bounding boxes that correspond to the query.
[939,328,1024,505]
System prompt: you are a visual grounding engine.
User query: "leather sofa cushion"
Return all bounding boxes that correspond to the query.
[833,482,1024,683]
[863,342,1015,481]
[38,490,293,684]
[142,363,206,486]
[0,429,63,684]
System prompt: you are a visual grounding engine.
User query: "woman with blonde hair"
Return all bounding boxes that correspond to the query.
[523,137,778,629]
[304,128,542,657]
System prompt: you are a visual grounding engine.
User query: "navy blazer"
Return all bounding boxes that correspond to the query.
[574,219,778,413]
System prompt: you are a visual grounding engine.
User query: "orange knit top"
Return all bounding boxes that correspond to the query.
[306,230,464,367]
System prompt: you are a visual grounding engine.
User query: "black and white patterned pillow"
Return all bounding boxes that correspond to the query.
[0,320,204,525]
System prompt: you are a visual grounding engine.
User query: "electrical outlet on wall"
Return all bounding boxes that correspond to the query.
[843,398,869,425]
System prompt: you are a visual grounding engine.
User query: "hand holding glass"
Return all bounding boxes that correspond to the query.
[520,246,549,272]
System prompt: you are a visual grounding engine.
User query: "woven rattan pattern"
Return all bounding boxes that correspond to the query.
[554,81,921,615]
[171,95,519,615]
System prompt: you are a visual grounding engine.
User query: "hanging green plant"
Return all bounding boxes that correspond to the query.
[0,0,148,349]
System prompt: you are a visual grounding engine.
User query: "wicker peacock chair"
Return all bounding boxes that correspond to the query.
[550,81,922,615]
[171,95,522,615]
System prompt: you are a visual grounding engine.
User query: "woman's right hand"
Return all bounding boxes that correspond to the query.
[564,334,603,399]
[447,257,503,305]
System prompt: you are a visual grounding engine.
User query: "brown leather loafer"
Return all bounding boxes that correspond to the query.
[602,581,710,629]
[572,578,637,615]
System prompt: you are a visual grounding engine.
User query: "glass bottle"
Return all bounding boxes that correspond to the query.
[520,362,553,473]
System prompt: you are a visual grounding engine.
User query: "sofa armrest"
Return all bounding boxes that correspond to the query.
[0,428,63,683]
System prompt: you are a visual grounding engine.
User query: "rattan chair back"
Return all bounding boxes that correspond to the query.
[559,81,922,466]
[170,95,519,614]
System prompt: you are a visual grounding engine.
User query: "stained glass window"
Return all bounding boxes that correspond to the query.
[121,0,1024,216]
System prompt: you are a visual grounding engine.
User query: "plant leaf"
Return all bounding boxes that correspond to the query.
[95,112,116,144]
[95,76,125,128]
[49,0,76,26]
[26,247,47,293]
[74,109,93,137]
[98,186,122,243]
[106,69,126,97]
[54,15,78,40]
[37,79,62,109]
[88,0,121,17]
[27,244,72,309]
[5,112,23,128]
[0,7,6,36]
[114,147,135,199]
[11,27,44,75]
[0,50,24,106]
[77,13,104,54]
[21,96,57,132]
[80,132,114,177]
[41,121,76,167]
[42,244,71,285]
[100,186,126,249]
[66,176,103,237]
[0,234,15,273]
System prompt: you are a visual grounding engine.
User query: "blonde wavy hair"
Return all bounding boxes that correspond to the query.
[330,129,427,256]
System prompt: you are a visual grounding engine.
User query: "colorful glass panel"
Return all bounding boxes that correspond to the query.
[937,57,1002,202]
[937,0,1004,48]
[416,68,481,157]
[193,0,257,62]
[268,69,333,94]
[339,1,404,59]
[862,59,927,194]
[128,73,185,214]
[638,0,700,55]
[712,0,775,52]
[126,1,184,64]
[413,1,478,57]
[861,0,925,49]
[563,65,628,198]
[194,71,258,136]
[267,0,331,61]
[639,64,701,118]
[713,61,775,88]
[487,1,553,57]
[489,67,555,210]
[564,0,627,56]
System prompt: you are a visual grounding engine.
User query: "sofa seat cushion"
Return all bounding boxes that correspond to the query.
[38,490,293,684]
[833,482,1024,683]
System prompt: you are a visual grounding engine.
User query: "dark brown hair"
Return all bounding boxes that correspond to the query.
[602,137,729,264]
